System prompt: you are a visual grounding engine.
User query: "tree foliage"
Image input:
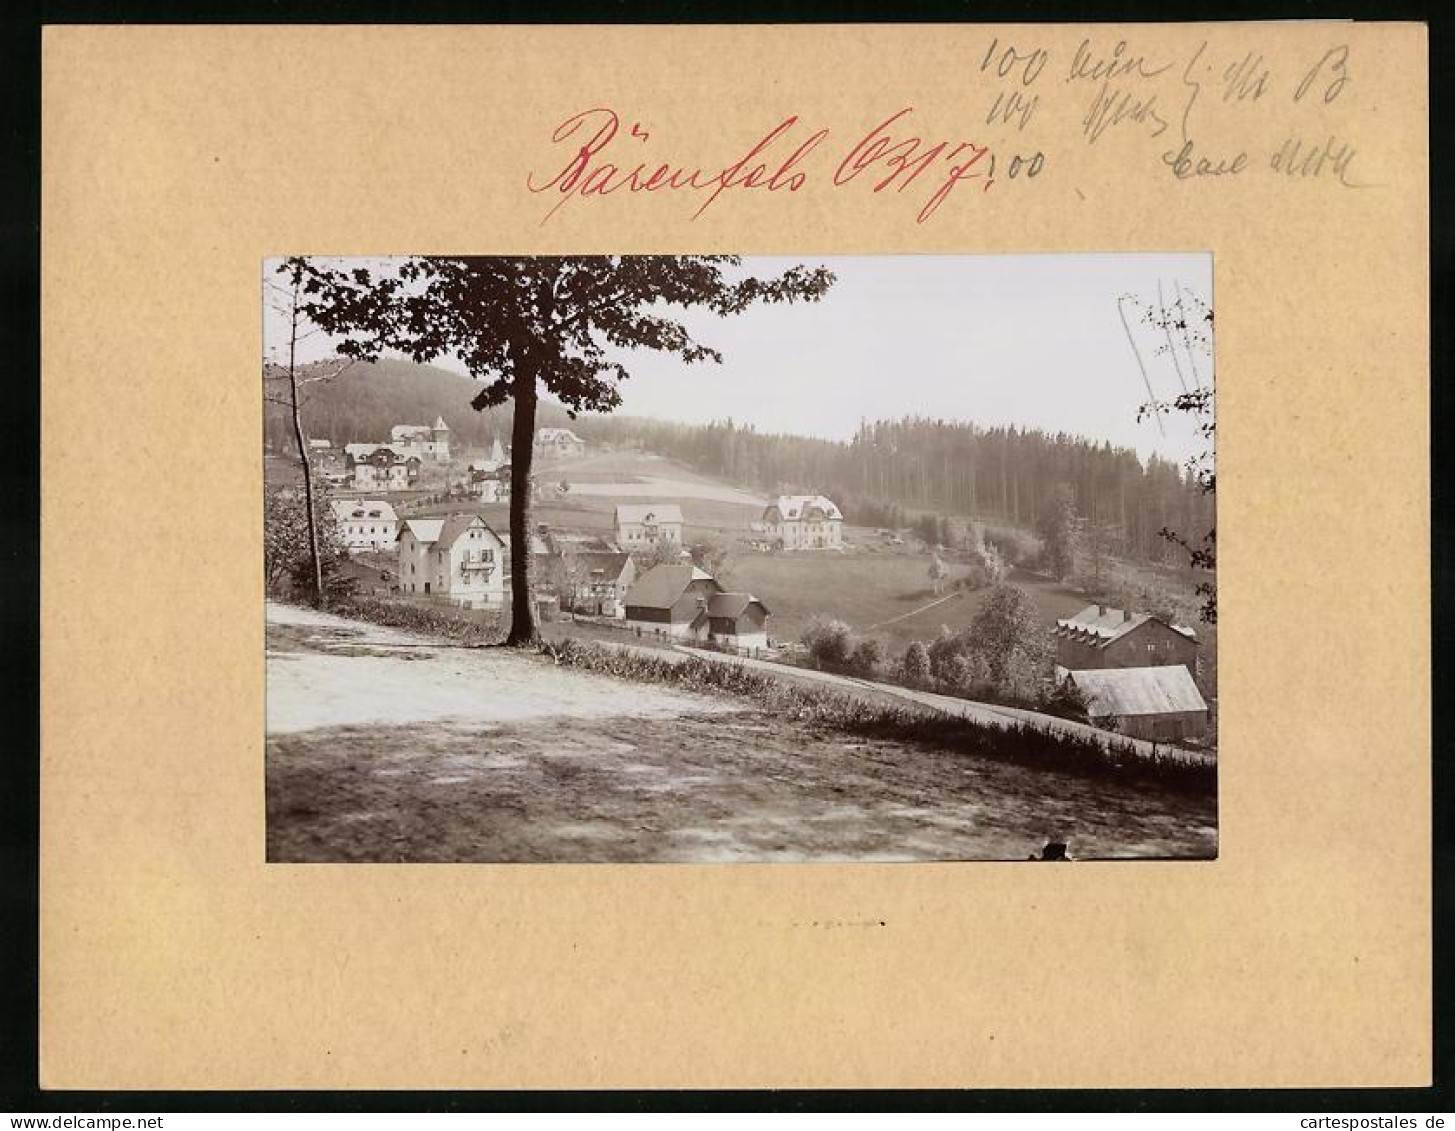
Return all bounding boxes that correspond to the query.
[848,637,885,678]
[1037,483,1085,581]
[917,584,1052,701]
[688,537,732,581]
[899,640,932,686]
[802,616,854,670]
[264,488,354,600]
[634,540,689,572]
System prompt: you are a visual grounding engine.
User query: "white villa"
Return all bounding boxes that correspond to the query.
[397,514,507,608]
[344,443,421,491]
[615,504,684,550]
[329,499,399,554]
[390,416,451,461]
[762,495,843,550]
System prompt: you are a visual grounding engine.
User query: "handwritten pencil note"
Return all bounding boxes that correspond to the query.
[526,32,1371,226]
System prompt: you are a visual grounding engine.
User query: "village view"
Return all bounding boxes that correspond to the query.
[264,255,1217,863]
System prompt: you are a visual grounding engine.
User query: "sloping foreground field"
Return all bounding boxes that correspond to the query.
[266,604,1216,863]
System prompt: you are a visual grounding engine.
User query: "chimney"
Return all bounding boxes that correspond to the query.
[1097,603,1107,617]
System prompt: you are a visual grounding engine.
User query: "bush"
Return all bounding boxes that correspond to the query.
[848,638,885,677]
[332,595,505,645]
[1040,677,1091,722]
[802,616,854,670]
[927,624,967,685]
[899,640,931,686]
[946,651,994,697]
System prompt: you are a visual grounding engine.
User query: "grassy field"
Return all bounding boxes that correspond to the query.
[725,555,1095,654]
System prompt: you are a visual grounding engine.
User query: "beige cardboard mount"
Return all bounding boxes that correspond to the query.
[40,23,1429,1089]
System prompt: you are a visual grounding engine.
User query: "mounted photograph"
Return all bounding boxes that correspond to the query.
[263,254,1216,863]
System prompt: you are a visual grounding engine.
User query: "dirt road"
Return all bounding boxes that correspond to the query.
[267,603,1217,863]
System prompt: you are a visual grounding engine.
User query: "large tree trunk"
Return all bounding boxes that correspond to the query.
[505,371,539,646]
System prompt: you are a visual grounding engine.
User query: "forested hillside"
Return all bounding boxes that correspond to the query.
[265,357,1211,564]
[570,416,1209,563]
[263,358,518,452]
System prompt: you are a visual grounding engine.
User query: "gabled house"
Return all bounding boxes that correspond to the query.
[560,551,637,617]
[534,427,585,459]
[1053,604,1200,672]
[706,591,771,650]
[345,444,422,491]
[397,513,507,608]
[762,495,843,550]
[329,499,399,553]
[624,564,722,641]
[390,416,451,461]
[1059,665,1209,743]
[615,504,684,550]
[463,460,510,502]
[624,564,770,649]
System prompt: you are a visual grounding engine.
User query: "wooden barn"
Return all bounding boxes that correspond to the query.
[624,564,770,649]
[1061,665,1209,743]
[1052,604,1200,672]
[706,592,771,651]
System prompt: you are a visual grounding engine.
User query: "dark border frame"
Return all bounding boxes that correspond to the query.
[2,0,1446,1112]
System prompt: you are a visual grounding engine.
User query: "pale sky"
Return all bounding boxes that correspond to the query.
[264,254,1213,465]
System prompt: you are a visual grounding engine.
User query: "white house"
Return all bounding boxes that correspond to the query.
[762,495,843,550]
[390,416,451,461]
[329,499,399,554]
[615,504,684,550]
[345,443,419,491]
[534,427,585,459]
[397,513,507,608]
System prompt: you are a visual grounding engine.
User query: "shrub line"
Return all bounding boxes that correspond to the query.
[542,637,1215,795]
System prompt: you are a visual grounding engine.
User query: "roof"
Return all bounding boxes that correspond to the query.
[400,518,445,544]
[432,415,449,431]
[615,504,684,526]
[437,514,503,551]
[390,424,431,441]
[571,551,633,580]
[330,499,398,523]
[1054,604,1199,647]
[1055,604,1148,644]
[345,442,410,462]
[624,563,719,610]
[536,427,583,444]
[1065,665,1208,718]
[707,591,769,618]
[767,494,843,521]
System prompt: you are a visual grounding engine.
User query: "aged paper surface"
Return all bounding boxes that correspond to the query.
[40,23,1428,1088]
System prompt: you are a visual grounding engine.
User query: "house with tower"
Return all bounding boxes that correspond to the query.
[390,416,451,461]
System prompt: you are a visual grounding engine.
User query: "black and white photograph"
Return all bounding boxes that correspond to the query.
[263,254,1217,863]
